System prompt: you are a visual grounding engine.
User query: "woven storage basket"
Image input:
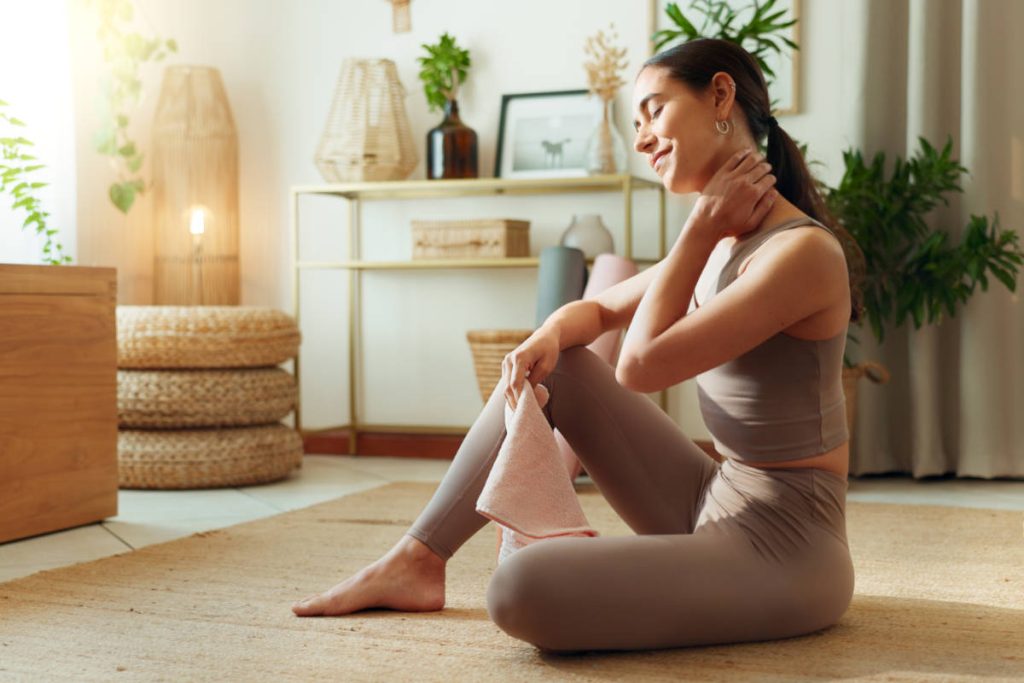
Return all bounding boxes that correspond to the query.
[466,329,533,403]
[118,424,303,489]
[412,219,530,259]
[118,368,296,428]
[117,306,300,369]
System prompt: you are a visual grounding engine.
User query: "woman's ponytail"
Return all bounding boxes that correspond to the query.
[766,122,865,323]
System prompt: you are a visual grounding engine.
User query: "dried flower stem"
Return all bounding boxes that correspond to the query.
[583,24,628,103]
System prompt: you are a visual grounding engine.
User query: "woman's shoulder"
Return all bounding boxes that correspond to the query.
[737,216,846,278]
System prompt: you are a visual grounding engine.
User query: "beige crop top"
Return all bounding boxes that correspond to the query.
[693,217,849,462]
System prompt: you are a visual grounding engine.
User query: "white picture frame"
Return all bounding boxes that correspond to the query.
[494,90,600,179]
[648,0,801,116]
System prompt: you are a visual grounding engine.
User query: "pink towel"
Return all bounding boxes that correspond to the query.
[476,382,598,563]
[557,254,639,479]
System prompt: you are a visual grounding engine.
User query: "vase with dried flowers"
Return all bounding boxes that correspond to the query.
[583,24,628,175]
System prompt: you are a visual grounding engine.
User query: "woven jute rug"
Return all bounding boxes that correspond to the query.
[1,482,1022,681]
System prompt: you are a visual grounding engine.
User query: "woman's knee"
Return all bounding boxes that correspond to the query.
[551,344,607,380]
[486,544,569,651]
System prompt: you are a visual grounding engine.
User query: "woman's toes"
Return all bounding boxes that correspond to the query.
[292,594,325,616]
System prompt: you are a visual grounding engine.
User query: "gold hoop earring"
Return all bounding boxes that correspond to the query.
[715,119,731,135]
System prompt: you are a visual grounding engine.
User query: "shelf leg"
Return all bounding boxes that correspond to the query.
[348,198,362,455]
[290,188,303,436]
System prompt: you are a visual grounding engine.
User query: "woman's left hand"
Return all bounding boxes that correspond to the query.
[688,148,778,242]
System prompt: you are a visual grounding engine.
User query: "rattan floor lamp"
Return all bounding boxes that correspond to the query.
[152,65,240,305]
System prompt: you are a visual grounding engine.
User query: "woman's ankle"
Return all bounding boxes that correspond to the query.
[395,533,447,568]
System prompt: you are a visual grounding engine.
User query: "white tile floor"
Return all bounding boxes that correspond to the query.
[2,454,1022,583]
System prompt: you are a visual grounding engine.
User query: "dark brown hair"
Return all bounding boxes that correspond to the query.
[643,38,863,322]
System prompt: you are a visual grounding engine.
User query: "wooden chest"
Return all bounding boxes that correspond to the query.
[0,264,118,544]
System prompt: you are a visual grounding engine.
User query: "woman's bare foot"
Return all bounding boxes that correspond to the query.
[291,535,446,617]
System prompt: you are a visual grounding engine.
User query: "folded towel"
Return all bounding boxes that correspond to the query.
[476,381,598,563]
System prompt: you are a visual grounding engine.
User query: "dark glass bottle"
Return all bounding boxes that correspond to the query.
[426,99,478,179]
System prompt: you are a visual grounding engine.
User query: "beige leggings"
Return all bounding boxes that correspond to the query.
[406,346,854,653]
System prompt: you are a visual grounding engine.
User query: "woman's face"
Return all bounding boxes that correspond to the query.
[631,65,736,194]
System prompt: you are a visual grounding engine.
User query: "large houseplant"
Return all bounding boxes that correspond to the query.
[653,0,798,86]
[825,136,1023,430]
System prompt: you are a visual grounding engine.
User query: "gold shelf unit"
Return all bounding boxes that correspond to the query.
[291,173,668,453]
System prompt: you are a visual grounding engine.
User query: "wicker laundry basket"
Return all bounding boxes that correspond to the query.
[466,329,534,403]
[118,368,297,428]
[118,424,303,489]
[117,306,300,369]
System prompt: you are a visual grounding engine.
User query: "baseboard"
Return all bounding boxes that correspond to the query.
[304,427,722,463]
[303,428,461,460]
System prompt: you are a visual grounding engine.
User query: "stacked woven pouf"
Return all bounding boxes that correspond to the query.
[116,306,304,489]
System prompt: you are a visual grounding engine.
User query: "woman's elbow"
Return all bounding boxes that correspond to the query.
[615,353,655,393]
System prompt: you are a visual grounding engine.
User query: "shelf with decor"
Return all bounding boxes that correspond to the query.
[290,173,668,454]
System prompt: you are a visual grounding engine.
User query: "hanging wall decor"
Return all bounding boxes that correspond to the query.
[315,58,418,182]
[388,0,411,33]
[151,65,240,305]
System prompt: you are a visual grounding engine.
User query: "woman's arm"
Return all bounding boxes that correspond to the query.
[537,260,666,350]
[618,225,717,367]
[617,226,847,393]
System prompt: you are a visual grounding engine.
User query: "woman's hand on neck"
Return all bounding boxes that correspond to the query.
[685,147,779,244]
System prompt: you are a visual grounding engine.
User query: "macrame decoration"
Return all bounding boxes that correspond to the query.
[389,0,411,33]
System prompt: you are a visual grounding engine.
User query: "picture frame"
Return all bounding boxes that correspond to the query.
[494,89,599,179]
[647,0,801,116]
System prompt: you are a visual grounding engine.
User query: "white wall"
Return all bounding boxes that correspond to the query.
[0,0,76,265]
[70,0,858,437]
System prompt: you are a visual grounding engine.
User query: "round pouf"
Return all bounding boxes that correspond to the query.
[117,306,301,369]
[118,368,297,428]
[118,424,303,489]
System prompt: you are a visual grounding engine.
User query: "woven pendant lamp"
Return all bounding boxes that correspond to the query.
[152,65,240,305]
[315,58,418,182]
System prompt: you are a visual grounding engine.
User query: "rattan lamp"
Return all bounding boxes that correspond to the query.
[152,65,240,305]
[315,58,418,182]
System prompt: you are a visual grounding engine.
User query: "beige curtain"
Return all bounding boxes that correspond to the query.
[842,0,1024,478]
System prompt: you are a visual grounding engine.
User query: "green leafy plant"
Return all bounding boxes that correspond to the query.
[826,136,1023,362]
[0,100,71,265]
[652,0,798,85]
[417,32,471,113]
[90,0,177,213]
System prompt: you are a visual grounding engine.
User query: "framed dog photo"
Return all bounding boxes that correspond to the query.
[494,90,599,179]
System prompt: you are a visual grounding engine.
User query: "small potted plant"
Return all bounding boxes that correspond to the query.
[825,136,1023,431]
[418,32,477,179]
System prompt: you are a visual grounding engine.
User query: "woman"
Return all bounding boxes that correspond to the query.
[292,38,862,654]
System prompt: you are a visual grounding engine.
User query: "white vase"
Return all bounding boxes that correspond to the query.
[559,214,614,259]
